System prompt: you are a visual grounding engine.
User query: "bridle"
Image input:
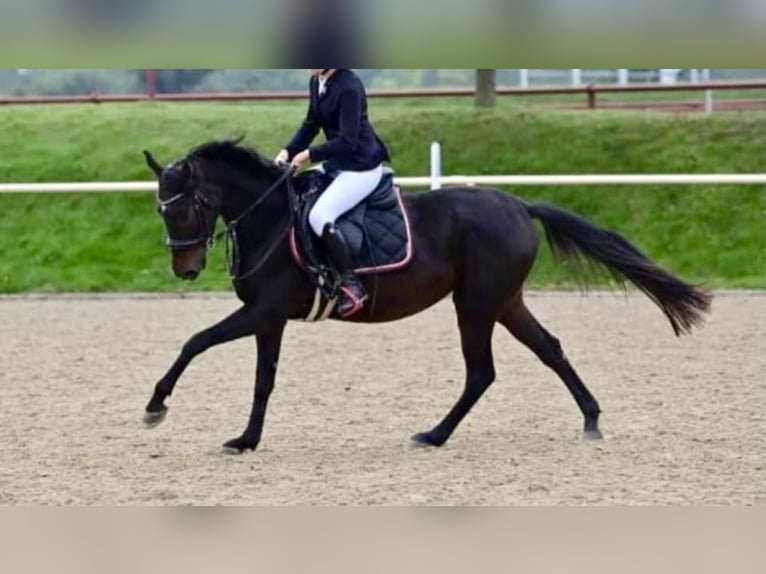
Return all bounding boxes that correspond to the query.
[157,188,217,251]
[157,164,298,281]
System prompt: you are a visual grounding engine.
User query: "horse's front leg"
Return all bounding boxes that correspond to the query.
[222,323,286,454]
[143,304,270,426]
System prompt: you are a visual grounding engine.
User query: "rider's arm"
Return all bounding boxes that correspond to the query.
[285,80,321,159]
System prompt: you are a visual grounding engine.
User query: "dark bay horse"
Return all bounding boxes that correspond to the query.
[142,140,711,454]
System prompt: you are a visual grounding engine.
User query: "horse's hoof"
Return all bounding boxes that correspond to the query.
[143,407,168,428]
[411,432,444,448]
[221,438,257,455]
[584,429,603,441]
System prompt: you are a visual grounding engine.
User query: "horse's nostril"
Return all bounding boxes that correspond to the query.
[183,270,200,281]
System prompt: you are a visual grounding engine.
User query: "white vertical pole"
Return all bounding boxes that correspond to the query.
[519,69,529,88]
[702,69,713,114]
[571,69,582,85]
[617,69,629,85]
[430,141,442,190]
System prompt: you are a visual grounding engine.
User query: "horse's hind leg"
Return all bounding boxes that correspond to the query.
[412,302,496,447]
[498,298,602,439]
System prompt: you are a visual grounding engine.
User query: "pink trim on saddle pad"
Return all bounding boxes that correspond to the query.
[289,187,414,276]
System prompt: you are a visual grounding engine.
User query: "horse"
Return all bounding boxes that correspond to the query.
[142,139,711,454]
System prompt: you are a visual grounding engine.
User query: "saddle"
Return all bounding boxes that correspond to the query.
[289,166,413,293]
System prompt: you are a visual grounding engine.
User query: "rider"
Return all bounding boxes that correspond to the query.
[276,69,391,318]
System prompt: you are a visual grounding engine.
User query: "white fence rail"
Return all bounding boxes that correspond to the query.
[0,182,158,194]
[1,174,766,195]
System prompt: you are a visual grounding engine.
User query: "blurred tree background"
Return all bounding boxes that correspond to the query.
[2,69,766,97]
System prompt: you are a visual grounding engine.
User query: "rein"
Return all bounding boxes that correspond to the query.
[218,167,298,282]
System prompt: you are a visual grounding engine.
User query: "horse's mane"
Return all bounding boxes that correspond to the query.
[187,137,284,179]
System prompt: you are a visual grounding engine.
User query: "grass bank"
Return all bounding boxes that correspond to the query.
[0,101,763,292]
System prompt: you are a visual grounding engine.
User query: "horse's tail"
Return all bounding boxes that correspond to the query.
[525,202,712,336]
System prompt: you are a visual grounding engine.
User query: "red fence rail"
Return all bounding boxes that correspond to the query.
[2,80,766,109]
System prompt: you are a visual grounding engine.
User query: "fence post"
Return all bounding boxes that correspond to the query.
[145,69,157,99]
[475,69,496,108]
[586,85,597,109]
[702,69,713,114]
[430,141,442,190]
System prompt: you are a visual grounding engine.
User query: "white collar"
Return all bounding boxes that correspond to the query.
[318,70,336,97]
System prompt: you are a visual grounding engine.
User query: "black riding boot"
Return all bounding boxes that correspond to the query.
[321,223,368,318]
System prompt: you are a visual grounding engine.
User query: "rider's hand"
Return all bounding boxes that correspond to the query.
[290,149,311,170]
[274,149,290,166]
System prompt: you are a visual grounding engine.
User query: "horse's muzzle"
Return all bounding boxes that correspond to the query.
[172,249,207,280]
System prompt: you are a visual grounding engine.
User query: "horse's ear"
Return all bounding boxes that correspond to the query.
[143,150,164,178]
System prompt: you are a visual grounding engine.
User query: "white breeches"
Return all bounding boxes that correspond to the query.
[309,164,384,236]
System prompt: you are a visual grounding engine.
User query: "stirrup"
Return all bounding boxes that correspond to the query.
[337,282,368,318]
